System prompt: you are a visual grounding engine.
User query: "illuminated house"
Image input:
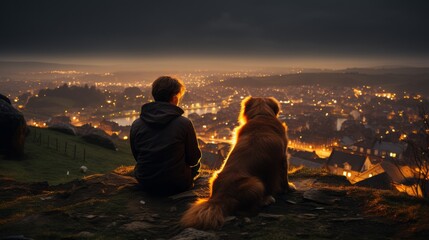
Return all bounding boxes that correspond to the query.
[372,141,407,159]
[326,149,373,182]
[376,161,428,198]
[350,139,407,160]
[328,154,428,197]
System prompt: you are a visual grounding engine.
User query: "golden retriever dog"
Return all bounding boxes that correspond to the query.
[181,96,294,229]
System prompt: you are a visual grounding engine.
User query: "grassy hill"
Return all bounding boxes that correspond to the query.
[0,127,135,185]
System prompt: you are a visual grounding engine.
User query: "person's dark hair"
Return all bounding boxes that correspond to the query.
[152,76,185,102]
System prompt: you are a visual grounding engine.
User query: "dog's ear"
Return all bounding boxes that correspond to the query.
[239,96,254,124]
[265,97,280,116]
[242,96,256,114]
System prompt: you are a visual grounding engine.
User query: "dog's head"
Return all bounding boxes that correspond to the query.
[239,97,280,124]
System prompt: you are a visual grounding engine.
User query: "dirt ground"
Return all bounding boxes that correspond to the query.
[1,168,428,240]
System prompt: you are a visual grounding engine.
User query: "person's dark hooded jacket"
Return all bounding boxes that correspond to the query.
[130,101,201,195]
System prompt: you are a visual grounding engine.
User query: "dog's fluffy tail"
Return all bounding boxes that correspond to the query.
[180,198,224,230]
[181,176,265,230]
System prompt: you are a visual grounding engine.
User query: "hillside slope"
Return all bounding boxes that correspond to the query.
[0,127,135,184]
[0,168,428,240]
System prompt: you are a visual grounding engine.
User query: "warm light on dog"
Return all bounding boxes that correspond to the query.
[181,96,294,230]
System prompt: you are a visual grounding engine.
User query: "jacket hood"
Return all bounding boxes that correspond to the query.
[140,101,184,126]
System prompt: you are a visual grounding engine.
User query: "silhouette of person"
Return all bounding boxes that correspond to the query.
[130,76,201,195]
[0,93,27,157]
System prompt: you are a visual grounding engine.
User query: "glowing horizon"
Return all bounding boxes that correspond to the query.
[2,54,429,72]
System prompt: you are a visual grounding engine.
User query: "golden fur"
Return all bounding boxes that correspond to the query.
[181,97,293,229]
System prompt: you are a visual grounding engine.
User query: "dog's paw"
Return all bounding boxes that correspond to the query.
[263,195,276,206]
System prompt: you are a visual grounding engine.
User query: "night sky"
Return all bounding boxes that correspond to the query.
[1,0,429,67]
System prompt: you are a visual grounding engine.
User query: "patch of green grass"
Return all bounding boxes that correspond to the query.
[0,127,135,185]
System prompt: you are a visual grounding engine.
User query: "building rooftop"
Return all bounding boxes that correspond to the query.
[326,149,367,172]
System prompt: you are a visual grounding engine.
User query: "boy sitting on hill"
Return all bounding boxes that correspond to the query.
[130,76,201,195]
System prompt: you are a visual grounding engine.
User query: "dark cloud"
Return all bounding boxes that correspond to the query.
[1,0,429,59]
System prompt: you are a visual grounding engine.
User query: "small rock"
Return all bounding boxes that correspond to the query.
[122,221,156,231]
[170,228,218,240]
[241,232,249,236]
[151,213,160,218]
[243,217,251,223]
[80,166,88,173]
[303,188,339,205]
[258,213,284,220]
[140,200,146,205]
[298,213,318,220]
[224,216,237,222]
[76,231,94,238]
[286,200,297,204]
[107,221,117,228]
[261,222,266,226]
[85,214,97,219]
[170,206,177,212]
[40,196,53,201]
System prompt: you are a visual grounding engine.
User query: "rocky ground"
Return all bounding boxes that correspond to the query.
[1,167,428,240]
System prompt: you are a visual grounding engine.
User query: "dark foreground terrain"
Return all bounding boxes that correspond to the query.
[1,168,428,240]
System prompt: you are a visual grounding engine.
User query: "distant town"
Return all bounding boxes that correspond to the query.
[2,66,429,197]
